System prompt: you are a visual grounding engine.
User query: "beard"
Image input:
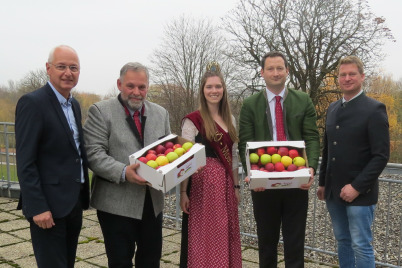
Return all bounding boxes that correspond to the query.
[122,94,144,110]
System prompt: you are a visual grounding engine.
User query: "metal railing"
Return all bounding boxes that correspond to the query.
[1,122,401,267]
[162,167,402,267]
[0,122,18,198]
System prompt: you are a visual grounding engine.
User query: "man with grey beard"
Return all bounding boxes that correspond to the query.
[84,62,170,268]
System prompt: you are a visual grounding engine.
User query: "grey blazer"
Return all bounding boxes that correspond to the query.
[84,96,171,219]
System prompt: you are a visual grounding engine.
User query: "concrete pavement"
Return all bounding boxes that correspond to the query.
[0,197,335,267]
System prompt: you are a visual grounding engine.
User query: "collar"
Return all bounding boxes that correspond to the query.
[48,82,72,105]
[266,87,286,103]
[343,90,363,103]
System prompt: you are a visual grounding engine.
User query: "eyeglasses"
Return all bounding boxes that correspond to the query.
[49,63,80,73]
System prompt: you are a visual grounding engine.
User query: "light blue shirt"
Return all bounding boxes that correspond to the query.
[48,82,84,183]
[266,88,286,141]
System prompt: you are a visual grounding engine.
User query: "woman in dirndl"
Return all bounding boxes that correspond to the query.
[179,62,242,268]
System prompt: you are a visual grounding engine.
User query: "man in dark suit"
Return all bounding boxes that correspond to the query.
[239,51,320,267]
[15,45,90,268]
[317,56,389,268]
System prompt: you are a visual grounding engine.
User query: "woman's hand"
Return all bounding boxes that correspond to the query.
[235,188,241,205]
[180,192,190,214]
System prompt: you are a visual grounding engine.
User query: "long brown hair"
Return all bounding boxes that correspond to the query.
[198,70,238,142]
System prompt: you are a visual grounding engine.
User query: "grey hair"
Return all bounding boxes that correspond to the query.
[48,45,79,63]
[119,62,149,84]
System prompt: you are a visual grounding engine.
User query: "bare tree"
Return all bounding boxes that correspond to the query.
[224,0,394,110]
[150,16,231,134]
[18,69,48,96]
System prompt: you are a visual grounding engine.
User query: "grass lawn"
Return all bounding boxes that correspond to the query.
[0,163,18,182]
[0,163,93,183]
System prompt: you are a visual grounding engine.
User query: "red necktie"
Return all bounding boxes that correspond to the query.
[133,110,142,140]
[275,96,287,141]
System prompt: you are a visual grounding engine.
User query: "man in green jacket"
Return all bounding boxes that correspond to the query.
[239,51,320,268]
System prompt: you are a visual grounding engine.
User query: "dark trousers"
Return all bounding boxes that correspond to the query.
[97,188,163,268]
[252,188,308,268]
[29,196,83,268]
[179,177,192,268]
[179,212,189,268]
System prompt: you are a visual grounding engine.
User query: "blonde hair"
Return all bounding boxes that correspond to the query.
[337,55,364,74]
[198,71,238,142]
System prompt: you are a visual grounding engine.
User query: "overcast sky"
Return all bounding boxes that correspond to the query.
[1,0,401,96]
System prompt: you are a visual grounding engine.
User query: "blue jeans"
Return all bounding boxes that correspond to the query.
[326,198,376,268]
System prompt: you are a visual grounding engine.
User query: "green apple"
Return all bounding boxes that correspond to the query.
[293,156,306,167]
[166,152,179,163]
[182,142,193,151]
[281,156,292,167]
[260,154,272,165]
[249,153,259,164]
[271,154,282,164]
[155,155,169,166]
[174,147,186,157]
[147,160,158,169]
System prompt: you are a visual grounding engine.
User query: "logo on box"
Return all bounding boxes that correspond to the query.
[271,182,292,188]
[175,156,195,183]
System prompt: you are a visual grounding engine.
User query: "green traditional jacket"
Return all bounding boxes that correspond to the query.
[239,88,320,173]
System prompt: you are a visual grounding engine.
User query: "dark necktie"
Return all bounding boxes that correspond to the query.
[275,96,287,141]
[133,110,142,140]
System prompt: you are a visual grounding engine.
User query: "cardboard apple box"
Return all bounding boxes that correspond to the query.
[246,141,310,189]
[129,134,206,193]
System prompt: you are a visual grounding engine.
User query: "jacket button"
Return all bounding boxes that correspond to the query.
[333,141,337,145]
[332,157,336,162]
[336,125,340,129]
[75,178,80,183]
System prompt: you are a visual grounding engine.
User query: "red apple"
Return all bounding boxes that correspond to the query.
[259,167,266,172]
[288,149,299,159]
[173,144,182,149]
[145,153,157,161]
[164,148,174,155]
[265,163,275,172]
[251,164,259,170]
[297,166,307,170]
[165,141,174,149]
[147,149,157,155]
[278,147,289,156]
[155,144,166,155]
[287,164,298,171]
[256,148,266,156]
[138,157,148,164]
[274,162,285,172]
[266,146,278,155]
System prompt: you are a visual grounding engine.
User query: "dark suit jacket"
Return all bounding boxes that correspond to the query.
[319,93,390,206]
[15,83,90,219]
[239,88,320,172]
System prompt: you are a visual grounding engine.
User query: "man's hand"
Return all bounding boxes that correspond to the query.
[300,167,315,190]
[180,192,190,214]
[317,186,325,201]
[340,184,360,203]
[125,163,148,185]
[33,211,55,229]
[253,187,266,192]
[244,176,265,192]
